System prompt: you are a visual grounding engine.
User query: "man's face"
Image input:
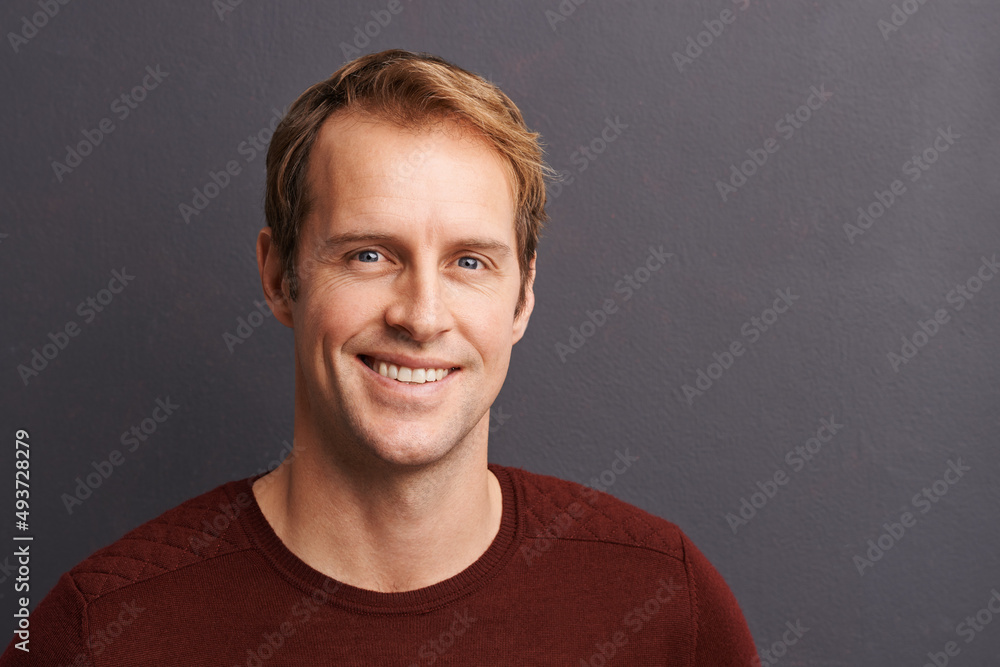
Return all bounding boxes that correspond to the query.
[273,112,533,470]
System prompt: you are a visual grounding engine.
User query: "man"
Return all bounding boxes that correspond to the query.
[3,49,757,665]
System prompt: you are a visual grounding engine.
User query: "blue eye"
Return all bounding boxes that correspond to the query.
[352,250,483,269]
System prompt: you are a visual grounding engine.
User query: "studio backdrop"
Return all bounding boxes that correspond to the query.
[3,1,999,664]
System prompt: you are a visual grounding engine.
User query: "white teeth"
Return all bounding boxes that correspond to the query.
[371,357,450,384]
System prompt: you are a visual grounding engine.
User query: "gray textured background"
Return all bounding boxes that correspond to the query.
[3,0,999,664]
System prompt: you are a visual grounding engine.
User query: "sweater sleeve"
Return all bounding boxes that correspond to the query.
[0,572,92,667]
[682,532,759,667]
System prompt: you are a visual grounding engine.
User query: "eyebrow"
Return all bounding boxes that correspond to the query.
[321,232,513,258]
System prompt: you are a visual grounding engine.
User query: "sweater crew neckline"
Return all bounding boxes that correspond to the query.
[227,462,521,615]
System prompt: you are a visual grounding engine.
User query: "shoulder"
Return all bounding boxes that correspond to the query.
[498,464,757,662]
[64,476,256,604]
[3,478,259,663]
[498,462,686,562]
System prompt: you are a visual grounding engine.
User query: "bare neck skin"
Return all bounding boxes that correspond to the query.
[252,414,503,593]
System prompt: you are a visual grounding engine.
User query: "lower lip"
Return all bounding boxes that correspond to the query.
[357,355,458,395]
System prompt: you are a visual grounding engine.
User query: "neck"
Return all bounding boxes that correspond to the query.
[252,419,503,593]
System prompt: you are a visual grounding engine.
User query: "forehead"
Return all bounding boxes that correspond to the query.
[303,111,516,238]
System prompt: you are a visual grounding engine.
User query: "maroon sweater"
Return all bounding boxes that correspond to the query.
[2,463,757,665]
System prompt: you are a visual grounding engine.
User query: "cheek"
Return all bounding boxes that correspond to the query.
[461,285,516,320]
[295,290,360,347]
[458,315,512,362]
[297,270,378,329]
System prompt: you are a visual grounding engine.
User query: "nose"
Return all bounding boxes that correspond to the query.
[383,258,453,343]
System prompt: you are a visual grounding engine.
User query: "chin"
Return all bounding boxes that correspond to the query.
[366,446,452,471]
[359,425,457,469]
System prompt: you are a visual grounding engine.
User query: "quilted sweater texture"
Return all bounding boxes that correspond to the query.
[1,463,757,665]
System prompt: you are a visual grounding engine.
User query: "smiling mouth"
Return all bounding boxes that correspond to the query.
[359,355,460,384]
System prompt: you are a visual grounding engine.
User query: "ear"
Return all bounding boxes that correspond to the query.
[511,253,535,345]
[257,226,294,328]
